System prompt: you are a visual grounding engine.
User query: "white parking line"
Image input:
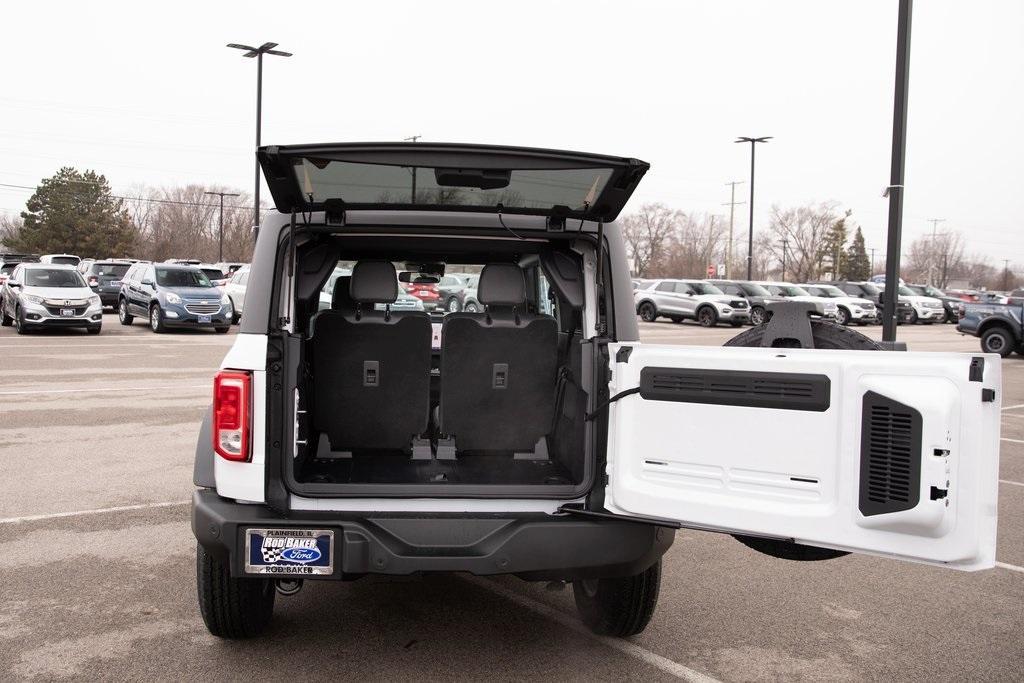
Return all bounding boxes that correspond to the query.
[1000,479,1024,488]
[462,575,720,682]
[0,500,190,525]
[1003,404,1024,411]
[997,562,1024,574]
[0,384,207,396]
[1002,438,1024,445]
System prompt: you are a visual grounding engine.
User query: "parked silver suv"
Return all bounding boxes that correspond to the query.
[634,278,750,326]
[1,263,102,334]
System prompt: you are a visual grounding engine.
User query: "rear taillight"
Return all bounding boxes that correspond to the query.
[213,370,251,461]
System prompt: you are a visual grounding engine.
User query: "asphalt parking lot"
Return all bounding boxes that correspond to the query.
[1,316,1021,681]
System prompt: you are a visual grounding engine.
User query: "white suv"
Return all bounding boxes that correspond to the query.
[800,283,878,326]
[634,279,750,326]
[191,142,1001,640]
[897,284,945,324]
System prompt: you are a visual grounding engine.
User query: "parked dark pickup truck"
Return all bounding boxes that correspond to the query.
[957,300,1024,357]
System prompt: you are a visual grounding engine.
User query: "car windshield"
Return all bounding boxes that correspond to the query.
[155,267,212,288]
[898,286,915,296]
[95,263,130,277]
[773,285,809,296]
[201,268,225,281]
[739,282,771,296]
[24,268,86,287]
[685,282,723,295]
[814,285,845,297]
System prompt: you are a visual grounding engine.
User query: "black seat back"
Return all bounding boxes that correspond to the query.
[439,263,558,453]
[311,261,431,451]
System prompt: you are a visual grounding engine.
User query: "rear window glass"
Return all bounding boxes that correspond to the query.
[25,268,86,287]
[155,268,212,288]
[295,158,611,212]
[94,263,130,277]
[48,256,79,265]
[1,264,16,274]
[201,268,225,281]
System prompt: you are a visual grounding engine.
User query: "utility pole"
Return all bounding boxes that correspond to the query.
[404,135,421,203]
[1003,259,1012,291]
[735,136,772,280]
[204,191,241,262]
[227,42,293,242]
[722,181,745,279]
[870,247,877,275]
[779,238,789,281]
[881,0,913,343]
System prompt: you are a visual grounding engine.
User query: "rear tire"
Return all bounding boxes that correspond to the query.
[118,298,134,325]
[446,297,461,313]
[229,298,240,324]
[196,544,275,639]
[15,306,29,335]
[573,560,662,637]
[725,318,882,351]
[464,301,480,313]
[980,327,1014,358]
[1,308,11,326]
[638,302,657,322]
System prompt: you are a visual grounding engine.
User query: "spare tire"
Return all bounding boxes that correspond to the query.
[722,319,880,561]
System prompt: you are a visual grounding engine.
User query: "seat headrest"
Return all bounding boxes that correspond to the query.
[350,260,398,304]
[477,263,526,306]
[331,275,354,310]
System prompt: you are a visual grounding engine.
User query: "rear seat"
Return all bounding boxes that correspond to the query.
[310,261,431,452]
[438,263,558,453]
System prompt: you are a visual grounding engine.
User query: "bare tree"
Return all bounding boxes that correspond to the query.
[767,201,843,282]
[905,230,965,288]
[0,213,25,250]
[621,203,679,277]
[660,213,726,278]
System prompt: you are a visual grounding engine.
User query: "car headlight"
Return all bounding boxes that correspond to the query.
[89,295,101,306]
[221,293,231,305]
[23,294,44,304]
[165,292,182,304]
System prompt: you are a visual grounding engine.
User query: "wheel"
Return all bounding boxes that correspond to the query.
[229,298,240,324]
[118,298,134,325]
[446,297,461,313]
[696,306,718,327]
[14,306,29,335]
[196,544,274,638]
[749,306,767,326]
[835,307,851,326]
[638,302,657,322]
[464,301,480,313]
[149,304,166,333]
[908,310,919,324]
[1,307,11,326]
[87,326,101,335]
[725,318,882,351]
[215,326,230,334]
[980,327,1014,358]
[573,560,661,637]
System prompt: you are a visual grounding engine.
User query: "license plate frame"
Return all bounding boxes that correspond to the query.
[198,315,212,324]
[60,308,76,317]
[244,528,334,576]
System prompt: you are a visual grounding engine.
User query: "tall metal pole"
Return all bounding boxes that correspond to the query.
[881,0,913,342]
[780,238,789,281]
[747,145,755,280]
[254,51,263,240]
[870,247,877,274]
[205,191,241,263]
[723,181,744,279]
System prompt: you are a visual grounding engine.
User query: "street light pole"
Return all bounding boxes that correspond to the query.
[735,136,772,280]
[204,191,241,262]
[227,42,293,242]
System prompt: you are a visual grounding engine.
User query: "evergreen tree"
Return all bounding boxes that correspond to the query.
[13,168,137,256]
[816,210,851,279]
[845,226,871,280]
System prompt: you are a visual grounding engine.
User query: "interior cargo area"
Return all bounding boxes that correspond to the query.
[287,234,591,493]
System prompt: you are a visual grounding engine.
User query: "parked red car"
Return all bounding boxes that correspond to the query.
[401,280,441,310]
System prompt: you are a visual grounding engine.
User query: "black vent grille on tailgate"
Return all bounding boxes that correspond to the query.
[858,391,922,516]
[639,367,830,411]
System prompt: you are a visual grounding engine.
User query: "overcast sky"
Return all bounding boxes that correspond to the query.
[3,0,1022,265]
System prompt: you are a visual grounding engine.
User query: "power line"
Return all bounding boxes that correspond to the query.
[0,182,258,211]
[722,180,745,279]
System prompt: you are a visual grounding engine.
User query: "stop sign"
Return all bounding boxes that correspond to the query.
[706,264,716,277]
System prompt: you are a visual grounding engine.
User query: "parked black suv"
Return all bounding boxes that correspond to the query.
[706,279,783,325]
[81,260,132,309]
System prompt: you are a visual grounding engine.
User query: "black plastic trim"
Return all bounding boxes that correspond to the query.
[859,391,922,516]
[192,407,215,488]
[969,356,984,382]
[639,367,831,412]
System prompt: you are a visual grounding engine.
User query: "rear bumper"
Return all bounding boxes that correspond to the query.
[191,488,673,581]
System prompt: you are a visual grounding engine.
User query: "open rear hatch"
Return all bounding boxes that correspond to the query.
[257,142,649,223]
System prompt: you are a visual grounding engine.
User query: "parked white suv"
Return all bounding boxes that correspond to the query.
[634,278,750,326]
[191,141,1001,641]
[897,284,945,324]
[800,283,878,326]
[758,282,838,319]
[222,265,249,324]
